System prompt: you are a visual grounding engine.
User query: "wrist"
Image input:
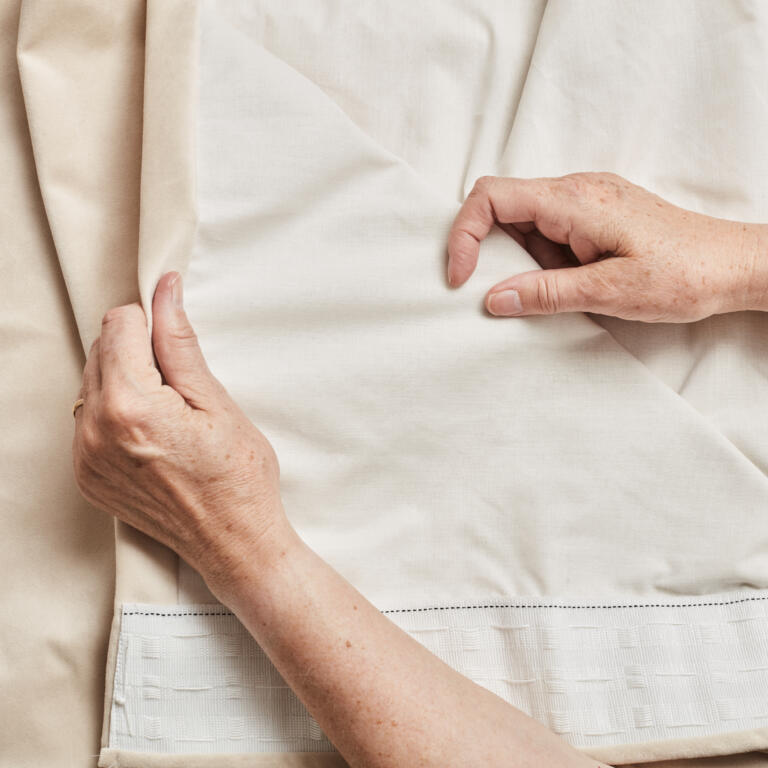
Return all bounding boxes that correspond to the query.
[198,505,300,607]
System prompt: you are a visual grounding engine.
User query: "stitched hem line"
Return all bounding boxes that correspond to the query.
[121,592,768,618]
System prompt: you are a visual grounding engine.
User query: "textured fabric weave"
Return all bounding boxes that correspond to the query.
[111,595,768,757]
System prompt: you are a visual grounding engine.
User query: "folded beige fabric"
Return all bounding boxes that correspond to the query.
[0,1,117,765]
[3,1,768,767]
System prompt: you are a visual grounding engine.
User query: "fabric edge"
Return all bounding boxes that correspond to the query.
[586,729,768,766]
[102,0,201,754]
[137,0,200,332]
[98,749,349,767]
[100,609,124,749]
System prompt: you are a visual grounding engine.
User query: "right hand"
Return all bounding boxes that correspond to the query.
[447,172,768,322]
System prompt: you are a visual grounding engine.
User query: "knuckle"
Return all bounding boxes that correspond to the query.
[101,303,144,327]
[599,171,624,185]
[472,175,495,195]
[78,421,102,456]
[168,321,198,346]
[559,173,592,200]
[101,307,122,326]
[592,172,630,203]
[535,274,561,314]
[100,392,136,426]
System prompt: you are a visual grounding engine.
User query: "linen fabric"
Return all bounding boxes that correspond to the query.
[2,1,768,766]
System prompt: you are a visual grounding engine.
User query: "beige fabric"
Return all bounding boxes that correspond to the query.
[17,0,180,612]
[2,1,768,766]
[98,751,349,768]
[0,1,114,765]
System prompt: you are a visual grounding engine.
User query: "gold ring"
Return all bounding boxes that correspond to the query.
[72,398,86,417]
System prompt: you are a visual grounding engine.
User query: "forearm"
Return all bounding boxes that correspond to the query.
[210,517,606,768]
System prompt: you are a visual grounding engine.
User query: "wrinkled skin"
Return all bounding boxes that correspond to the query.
[73,273,283,596]
[448,172,768,321]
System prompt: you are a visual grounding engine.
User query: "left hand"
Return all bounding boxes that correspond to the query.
[72,272,287,597]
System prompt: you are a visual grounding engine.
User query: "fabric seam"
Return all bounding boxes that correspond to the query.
[122,593,768,618]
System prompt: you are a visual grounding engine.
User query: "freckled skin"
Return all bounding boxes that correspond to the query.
[447,172,768,322]
[73,275,282,589]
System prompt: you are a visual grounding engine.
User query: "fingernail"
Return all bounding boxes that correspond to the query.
[170,273,183,308]
[488,289,523,316]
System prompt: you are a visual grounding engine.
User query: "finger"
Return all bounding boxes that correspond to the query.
[99,303,159,392]
[152,271,219,409]
[447,174,617,287]
[485,259,623,317]
[447,177,500,287]
[80,337,102,399]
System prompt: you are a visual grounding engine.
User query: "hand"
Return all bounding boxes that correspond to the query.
[447,172,768,322]
[72,272,286,597]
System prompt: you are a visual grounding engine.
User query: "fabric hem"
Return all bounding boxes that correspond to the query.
[96,730,768,768]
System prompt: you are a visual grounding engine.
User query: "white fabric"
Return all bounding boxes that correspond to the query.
[111,593,768,753]
[109,0,768,761]
[181,0,768,606]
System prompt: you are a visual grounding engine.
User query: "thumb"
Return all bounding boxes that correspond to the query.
[485,261,620,317]
[152,272,219,407]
